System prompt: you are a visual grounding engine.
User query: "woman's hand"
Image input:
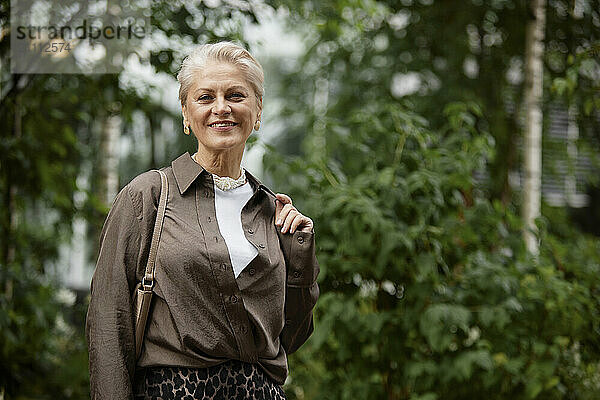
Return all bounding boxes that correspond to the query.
[275,193,314,234]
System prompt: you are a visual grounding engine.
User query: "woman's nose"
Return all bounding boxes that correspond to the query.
[212,97,231,115]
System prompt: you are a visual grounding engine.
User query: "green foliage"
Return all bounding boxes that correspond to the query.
[0,266,90,398]
[0,75,91,398]
[549,28,600,117]
[263,2,600,397]
[270,0,600,205]
[265,101,600,399]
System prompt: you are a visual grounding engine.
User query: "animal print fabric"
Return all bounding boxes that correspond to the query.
[138,359,287,400]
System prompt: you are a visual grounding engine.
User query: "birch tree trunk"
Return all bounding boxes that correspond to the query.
[522,0,547,255]
[148,111,157,168]
[99,113,121,205]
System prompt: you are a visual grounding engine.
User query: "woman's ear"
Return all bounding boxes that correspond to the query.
[257,96,263,119]
[182,105,189,126]
[182,105,192,135]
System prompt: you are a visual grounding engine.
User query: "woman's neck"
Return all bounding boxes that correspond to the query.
[193,147,243,179]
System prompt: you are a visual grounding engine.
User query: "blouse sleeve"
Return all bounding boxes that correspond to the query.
[85,185,141,400]
[277,228,320,355]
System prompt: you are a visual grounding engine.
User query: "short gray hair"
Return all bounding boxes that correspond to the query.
[177,41,264,107]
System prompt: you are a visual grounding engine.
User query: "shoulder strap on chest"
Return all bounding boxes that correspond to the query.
[142,169,168,289]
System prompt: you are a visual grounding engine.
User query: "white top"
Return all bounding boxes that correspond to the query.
[213,180,259,278]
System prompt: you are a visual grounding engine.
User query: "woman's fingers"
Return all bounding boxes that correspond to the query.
[275,201,282,223]
[275,201,283,224]
[275,193,292,204]
[278,203,297,231]
[281,208,301,234]
[274,193,312,234]
[280,206,314,234]
[275,193,293,226]
[289,213,313,234]
[285,213,314,234]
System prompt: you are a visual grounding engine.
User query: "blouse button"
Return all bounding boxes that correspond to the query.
[230,295,238,304]
[297,235,304,244]
[248,268,256,276]
[248,228,254,234]
[207,216,212,222]
[258,243,265,249]
[293,270,302,279]
[285,318,292,325]
[221,263,227,271]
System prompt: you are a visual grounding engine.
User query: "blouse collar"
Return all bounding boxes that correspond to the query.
[171,151,276,198]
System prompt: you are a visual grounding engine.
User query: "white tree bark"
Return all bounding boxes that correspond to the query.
[99,114,121,204]
[522,0,547,255]
[566,104,578,206]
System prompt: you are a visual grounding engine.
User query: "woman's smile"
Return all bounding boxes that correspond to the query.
[208,119,238,131]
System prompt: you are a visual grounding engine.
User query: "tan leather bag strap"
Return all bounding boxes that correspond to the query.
[142,169,168,290]
[134,169,168,361]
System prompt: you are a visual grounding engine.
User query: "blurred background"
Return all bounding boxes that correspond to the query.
[1,0,599,398]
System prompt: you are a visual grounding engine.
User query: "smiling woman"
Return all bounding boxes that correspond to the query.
[85,41,320,400]
[182,61,262,165]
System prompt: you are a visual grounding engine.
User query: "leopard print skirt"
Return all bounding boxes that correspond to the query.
[136,359,287,400]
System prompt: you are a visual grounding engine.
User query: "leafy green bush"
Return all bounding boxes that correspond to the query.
[264,101,600,399]
[0,264,58,396]
[0,264,90,399]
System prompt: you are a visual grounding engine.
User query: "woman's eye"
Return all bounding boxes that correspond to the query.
[198,94,212,101]
[229,92,245,99]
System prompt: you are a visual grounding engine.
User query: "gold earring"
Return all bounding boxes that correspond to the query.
[184,125,190,135]
[254,120,261,131]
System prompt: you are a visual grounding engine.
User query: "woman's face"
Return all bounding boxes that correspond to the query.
[182,61,261,153]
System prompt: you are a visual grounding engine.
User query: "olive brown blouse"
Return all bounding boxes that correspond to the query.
[85,151,320,399]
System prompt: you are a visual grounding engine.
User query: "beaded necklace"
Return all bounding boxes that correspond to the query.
[192,152,247,191]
